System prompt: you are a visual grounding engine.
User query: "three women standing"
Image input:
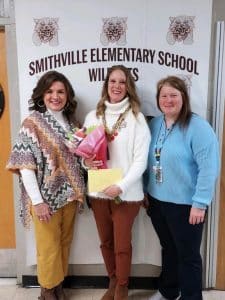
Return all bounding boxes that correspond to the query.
[7,68,219,300]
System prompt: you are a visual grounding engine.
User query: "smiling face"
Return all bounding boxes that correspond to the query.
[107,69,127,104]
[43,81,67,112]
[158,84,183,121]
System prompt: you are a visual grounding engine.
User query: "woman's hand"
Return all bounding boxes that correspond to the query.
[142,194,150,209]
[84,155,103,169]
[189,207,206,225]
[33,202,52,223]
[103,185,122,198]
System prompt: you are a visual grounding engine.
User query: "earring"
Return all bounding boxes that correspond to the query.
[37,99,45,108]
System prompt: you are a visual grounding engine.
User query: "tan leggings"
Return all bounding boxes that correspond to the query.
[91,198,141,286]
[32,201,77,289]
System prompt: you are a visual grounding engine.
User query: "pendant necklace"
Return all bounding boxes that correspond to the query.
[102,105,130,142]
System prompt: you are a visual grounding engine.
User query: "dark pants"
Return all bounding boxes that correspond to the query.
[147,196,203,300]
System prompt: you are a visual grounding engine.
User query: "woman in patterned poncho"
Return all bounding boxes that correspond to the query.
[6,71,85,300]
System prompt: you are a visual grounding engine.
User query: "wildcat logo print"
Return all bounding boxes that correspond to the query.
[100,17,127,46]
[32,17,59,47]
[166,15,195,45]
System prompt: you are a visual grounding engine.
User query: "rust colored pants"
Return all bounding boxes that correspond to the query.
[91,198,141,286]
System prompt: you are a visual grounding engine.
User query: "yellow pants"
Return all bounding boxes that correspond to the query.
[32,201,77,289]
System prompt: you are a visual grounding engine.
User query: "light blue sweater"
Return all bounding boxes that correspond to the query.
[144,114,220,209]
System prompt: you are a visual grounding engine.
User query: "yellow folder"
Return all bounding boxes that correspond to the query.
[88,168,123,192]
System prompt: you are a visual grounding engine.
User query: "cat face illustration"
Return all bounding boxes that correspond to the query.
[100,17,127,46]
[32,17,59,46]
[167,15,195,45]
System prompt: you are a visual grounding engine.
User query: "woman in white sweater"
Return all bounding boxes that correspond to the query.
[84,65,150,300]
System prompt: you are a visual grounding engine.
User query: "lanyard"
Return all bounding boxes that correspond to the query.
[155,147,161,163]
[154,118,174,164]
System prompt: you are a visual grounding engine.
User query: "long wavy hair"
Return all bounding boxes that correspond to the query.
[156,76,192,128]
[96,65,140,117]
[29,71,77,123]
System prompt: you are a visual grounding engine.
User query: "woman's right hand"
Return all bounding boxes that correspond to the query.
[33,202,52,222]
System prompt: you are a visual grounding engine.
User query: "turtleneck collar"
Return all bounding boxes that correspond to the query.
[47,108,63,117]
[47,108,67,129]
[104,97,130,114]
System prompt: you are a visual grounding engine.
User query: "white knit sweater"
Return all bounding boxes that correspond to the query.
[84,97,151,202]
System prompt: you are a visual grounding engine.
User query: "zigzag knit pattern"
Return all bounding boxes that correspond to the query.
[6,110,85,228]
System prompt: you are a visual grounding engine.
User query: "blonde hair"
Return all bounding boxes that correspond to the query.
[96,65,140,117]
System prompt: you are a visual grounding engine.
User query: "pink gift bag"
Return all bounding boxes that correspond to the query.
[74,125,108,169]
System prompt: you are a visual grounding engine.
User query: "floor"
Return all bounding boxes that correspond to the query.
[0,279,225,300]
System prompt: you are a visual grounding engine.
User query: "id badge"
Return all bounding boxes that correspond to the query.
[153,164,163,183]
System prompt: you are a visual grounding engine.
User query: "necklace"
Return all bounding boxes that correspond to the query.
[102,105,130,142]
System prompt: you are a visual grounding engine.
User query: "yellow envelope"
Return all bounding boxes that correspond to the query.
[88,168,123,192]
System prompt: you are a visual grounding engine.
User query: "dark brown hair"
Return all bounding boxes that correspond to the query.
[29,71,77,123]
[96,65,140,117]
[156,76,192,127]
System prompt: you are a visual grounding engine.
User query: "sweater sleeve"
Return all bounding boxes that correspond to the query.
[83,110,99,128]
[116,113,151,194]
[142,119,152,194]
[20,169,43,205]
[191,119,220,208]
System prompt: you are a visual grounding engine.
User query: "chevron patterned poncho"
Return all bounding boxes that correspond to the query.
[6,110,85,228]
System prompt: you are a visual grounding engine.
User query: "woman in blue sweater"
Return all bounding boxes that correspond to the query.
[145,76,219,300]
